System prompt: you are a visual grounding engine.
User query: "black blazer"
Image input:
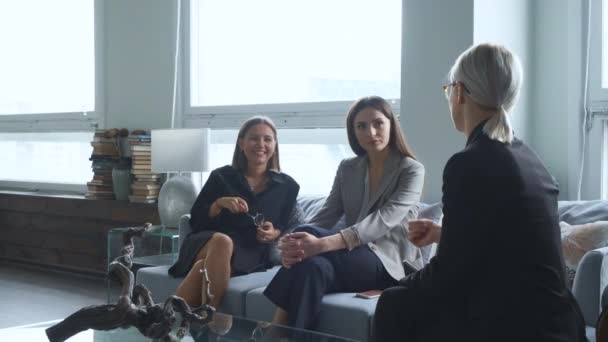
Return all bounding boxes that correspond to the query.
[399,122,585,341]
[169,165,300,277]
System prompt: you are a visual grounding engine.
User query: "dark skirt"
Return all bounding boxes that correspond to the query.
[168,230,272,278]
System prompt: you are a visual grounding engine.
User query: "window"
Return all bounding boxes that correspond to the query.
[0,0,99,192]
[604,121,608,199]
[596,0,608,200]
[185,0,402,127]
[0,132,93,190]
[204,129,353,195]
[0,0,95,115]
[604,0,608,88]
[591,0,608,105]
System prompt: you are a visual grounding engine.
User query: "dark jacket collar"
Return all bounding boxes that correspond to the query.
[228,165,285,184]
[466,119,489,147]
[226,166,286,196]
[267,169,286,184]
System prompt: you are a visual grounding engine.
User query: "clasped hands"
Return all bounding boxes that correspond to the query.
[277,232,325,269]
[276,218,443,269]
[214,196,280,243]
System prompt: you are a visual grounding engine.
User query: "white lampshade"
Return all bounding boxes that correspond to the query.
[151,128,210,173]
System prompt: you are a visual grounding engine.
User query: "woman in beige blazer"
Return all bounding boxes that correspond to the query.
[263,96,425,330]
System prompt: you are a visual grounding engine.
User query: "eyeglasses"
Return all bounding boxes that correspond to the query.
[246,212,265,227]
[442,81,470,99]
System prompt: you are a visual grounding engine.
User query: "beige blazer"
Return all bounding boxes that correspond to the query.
[308,148,425,280]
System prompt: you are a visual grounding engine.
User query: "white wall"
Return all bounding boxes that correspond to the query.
[530,0,571,199]
[103,0,177,130]
[474,0,532,143]
[531,0,601,200]
[402,0,535,203]
[401,0,475,203]
[573,0,603,200]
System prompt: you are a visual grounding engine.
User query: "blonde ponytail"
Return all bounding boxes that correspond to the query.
[483,107,513,144]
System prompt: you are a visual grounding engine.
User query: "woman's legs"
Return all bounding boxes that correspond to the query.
[265,225,335,328]
[265,225,398,330]
[176,232,233,308]
[271,307,289,326]
[288,254,336,328]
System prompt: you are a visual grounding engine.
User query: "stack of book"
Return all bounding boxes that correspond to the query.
[128,133,161,203]
[86,130,119,200]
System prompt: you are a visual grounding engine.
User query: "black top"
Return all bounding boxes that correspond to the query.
[400,121,585,341]
[169,165,300,277]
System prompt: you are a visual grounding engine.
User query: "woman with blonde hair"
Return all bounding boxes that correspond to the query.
[373,43,586,341]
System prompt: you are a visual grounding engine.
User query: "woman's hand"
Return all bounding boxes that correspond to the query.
[256,221,280,243]
[215,197,249,214]
[278,234,303,268]
[408,219,442,247]
[278,232,324,268]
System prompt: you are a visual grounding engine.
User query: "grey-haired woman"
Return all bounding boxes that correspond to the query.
[373,43,586,342]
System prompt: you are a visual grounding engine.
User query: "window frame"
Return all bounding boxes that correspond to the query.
[181,0,400,130]
[0,0,104,194]
[601,119,608,200]
[0,181,86,194]
[590,0,608,110]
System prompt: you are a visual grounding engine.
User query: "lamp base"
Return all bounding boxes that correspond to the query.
[158,175,198,229]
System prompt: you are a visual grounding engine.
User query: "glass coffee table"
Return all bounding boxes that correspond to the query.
[0,312,358,341]
[106,225,179,302]
[107,225,179,269]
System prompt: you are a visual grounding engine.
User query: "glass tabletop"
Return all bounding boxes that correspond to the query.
[0,313,359,342]
[106,225,180,303]
[108,225,179,237]
[107,225,179,268]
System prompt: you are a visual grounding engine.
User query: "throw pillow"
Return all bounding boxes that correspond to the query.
[560,220,608,270]
[558,200,608,225]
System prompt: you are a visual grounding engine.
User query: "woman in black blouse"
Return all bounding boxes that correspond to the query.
[168,116,300,312]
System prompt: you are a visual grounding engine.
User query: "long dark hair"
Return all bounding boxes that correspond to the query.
[232,116,281,172]
[346,96,416,158]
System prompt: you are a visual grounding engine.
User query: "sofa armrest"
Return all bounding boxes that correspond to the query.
[573,246,608,326]
[177,214,193,250]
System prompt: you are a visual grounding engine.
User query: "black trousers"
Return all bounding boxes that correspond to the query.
[263,225,397,330]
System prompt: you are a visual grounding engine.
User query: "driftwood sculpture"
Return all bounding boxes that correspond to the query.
[46,223,215,342]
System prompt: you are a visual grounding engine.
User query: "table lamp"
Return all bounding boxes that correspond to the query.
[151,128,210,229]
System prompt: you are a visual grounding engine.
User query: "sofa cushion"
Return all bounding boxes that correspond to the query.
[135,265,182,303]
[136,266,280,316]
[245,286,376,342]
[297,195,346,231]
[573,247,608,327]
[558,200,608,225]
[297,195,328,223]
[561,221,608,270]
